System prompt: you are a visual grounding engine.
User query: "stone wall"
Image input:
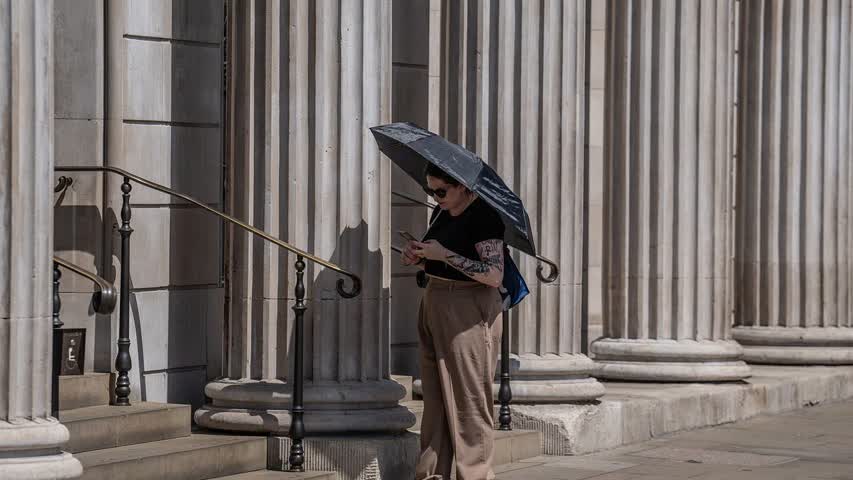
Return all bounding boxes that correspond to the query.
[390,0,431,378]
[53,0,225,409]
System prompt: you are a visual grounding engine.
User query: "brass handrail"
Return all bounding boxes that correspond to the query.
[390,190,559,283]
[56,166,361,298]
[53,256,117,314]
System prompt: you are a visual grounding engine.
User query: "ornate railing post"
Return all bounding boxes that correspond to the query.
[114,177,134,406]
[498,310,512,430]
[51,263,63,418]
[288,255,307,471]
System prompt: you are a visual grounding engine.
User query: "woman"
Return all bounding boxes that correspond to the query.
[401,163,505,480]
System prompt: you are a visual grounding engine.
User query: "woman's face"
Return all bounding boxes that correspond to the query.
[426,175,467,211]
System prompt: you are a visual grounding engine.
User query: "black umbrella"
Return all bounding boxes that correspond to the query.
[370,122,537,258]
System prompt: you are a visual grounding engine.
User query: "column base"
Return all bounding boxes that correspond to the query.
[268,432,419,479]
[0,419,83,479]
[411,353,606,402]
[194,379,416,434]
[590,338,751,381]
[734,327,853,365]
[509,353,605,402]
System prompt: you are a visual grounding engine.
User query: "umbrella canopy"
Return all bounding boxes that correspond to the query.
[370,122,537,257]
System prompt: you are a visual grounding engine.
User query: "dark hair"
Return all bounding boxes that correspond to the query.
[424,163,460,186]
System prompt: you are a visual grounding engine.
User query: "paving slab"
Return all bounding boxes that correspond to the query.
[495,399,853,480]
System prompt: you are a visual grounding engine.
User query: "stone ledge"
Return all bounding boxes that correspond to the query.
[511,365,853,455]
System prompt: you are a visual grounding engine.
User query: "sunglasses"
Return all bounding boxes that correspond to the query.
[423,186,449,199]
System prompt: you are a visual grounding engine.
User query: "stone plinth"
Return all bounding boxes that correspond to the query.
[591,0,749,382]
[511,365,853,455]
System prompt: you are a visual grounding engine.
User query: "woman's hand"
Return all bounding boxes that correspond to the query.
[400,241,421,266]
[412,239,448,261]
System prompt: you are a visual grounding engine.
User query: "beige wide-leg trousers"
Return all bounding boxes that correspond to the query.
[415,277,503,480]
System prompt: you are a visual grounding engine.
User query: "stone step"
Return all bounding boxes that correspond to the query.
[403,400,542,465]
[75,433,267,480]
[211,471,336,480]
[59,402,190,453]
[58,372,111,410]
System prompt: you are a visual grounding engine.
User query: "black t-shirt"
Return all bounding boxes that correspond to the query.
[421,197,505,281]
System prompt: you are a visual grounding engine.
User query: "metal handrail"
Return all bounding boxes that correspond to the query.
[390,190,560,283]
[56,166,361,298]
[53,256,117,314]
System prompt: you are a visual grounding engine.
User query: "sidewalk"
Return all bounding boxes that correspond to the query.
[496,399,853,479]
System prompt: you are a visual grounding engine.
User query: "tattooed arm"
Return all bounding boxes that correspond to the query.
[412,238,504,287]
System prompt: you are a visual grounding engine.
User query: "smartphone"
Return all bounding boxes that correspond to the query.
[398,230,418,242]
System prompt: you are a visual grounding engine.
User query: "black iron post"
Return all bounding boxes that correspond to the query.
[114,178,133,406]
[498,309,512,430]
[288,256,307,471]
[52,263,63,418]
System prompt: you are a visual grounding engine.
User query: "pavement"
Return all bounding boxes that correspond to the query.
[495,399,853,480]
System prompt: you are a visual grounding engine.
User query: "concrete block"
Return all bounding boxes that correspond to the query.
[169,208,222,284]
[54,0,104,118]
[124,0,224,44]
[588,146,604,201]
[119,123,222,205]
[59,373,111,410]
[129,289,220,373]
[75,433,266,480]
[390,281,422,345]
[267,433,419,480]
[591,0,606,30]
[123,207,221,289]
[391,160,429,198]
[390,343,419,379]
[589,89,604,148]
[55,118,104,171]
[151,368,207,411]
[392,0,429,65]
[590,30,606,89]
[392,66,429,128]
[125,39,221,124]
[60,402,190,453]
[391,375,413,402]
[206,288,225,380]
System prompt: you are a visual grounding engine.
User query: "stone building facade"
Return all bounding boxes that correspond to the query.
[2,0,852,477]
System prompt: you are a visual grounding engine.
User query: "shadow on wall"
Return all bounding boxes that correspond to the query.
[165,0,225,410]
[53,203,149,401]
[196,220,392,436]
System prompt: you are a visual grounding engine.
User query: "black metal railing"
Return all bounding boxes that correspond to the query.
[52,257,117,417]
[390,190,560,431]
[55,166,362,472]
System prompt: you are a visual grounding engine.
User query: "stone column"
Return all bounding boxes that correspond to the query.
[0,0,82,477]
[195,0,414,435]
[432,0,603,401]
[590,0,750,381]
[734,0,853,364]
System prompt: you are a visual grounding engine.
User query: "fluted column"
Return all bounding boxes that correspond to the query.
[0,1,82,477]
[734,0,853,364]
[195,0,413,434]
[591,0,750,381]
[434,0,603,401]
